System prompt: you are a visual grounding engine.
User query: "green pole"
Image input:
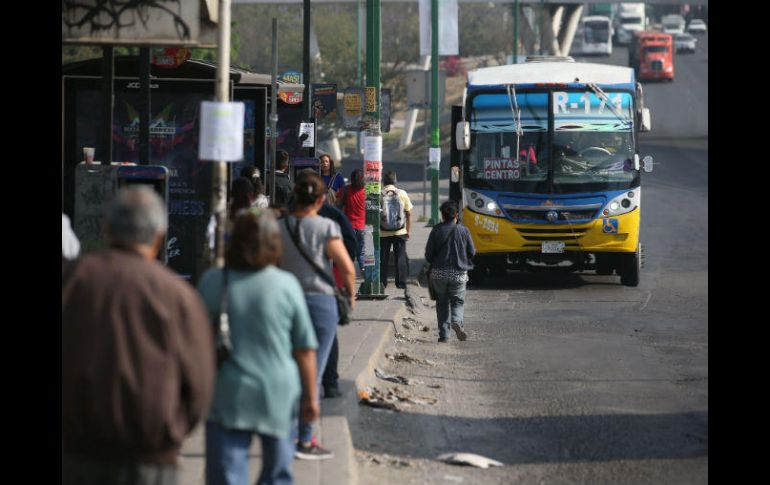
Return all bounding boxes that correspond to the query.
[513,0,519,63]
[360,0,385,298]
[357,0,363,157]
[428,0,440,226]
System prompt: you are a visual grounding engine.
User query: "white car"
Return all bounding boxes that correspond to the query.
[674,33,697,53]
[687,19,707,34]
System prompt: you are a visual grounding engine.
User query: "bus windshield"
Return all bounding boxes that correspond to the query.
[466,90,639,194]
[468,92,550,193]
[553,91,638,193]
[585,21,610,43]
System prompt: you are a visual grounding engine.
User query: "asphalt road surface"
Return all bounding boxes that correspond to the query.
[354,35,707,484]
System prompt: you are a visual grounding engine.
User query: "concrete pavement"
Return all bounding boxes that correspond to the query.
[179,180,445,484]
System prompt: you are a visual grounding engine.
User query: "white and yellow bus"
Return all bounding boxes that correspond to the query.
[451,57,653,286]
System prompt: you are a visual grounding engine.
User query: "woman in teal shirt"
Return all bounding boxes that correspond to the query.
[198,209,319,485]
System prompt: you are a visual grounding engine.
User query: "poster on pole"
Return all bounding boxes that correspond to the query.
[199,101,245,162]
[343,87,365,130]
[419,0,459,56]
[311,83,337,119]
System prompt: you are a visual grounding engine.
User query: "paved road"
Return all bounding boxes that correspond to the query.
[353,35,708,484]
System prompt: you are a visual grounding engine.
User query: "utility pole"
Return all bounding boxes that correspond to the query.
[210,0,232,267]
[513,0,520,63]
[269,18,278,206]
[428,0,440,225]
[359,0,386,299]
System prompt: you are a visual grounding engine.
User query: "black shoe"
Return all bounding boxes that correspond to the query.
[324,386,342,398]
[438,337,448,343]
[396,284,406,289]
[451,322,467,341]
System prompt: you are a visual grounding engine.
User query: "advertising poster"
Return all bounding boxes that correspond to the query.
[312,83,337,120]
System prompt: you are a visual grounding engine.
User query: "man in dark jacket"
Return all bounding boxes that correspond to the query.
[424,200,476,343]
[272,149,293,208]
[62,186,215,485]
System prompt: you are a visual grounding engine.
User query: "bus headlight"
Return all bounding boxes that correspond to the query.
[465,189,504,218]
[601,188,640,217]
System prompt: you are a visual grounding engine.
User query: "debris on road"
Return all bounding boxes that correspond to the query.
[375,368,411,385]
[386,352,436,366]
[358,388,400,412]
[436,453,504,469]
[358,451,412,468]
[358,386,437,410]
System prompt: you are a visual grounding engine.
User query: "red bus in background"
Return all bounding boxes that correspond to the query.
[629,31,674,82]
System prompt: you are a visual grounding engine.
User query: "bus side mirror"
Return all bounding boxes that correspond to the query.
[643,155,654,172]
[640,108,651,132]
[456,121,470,151]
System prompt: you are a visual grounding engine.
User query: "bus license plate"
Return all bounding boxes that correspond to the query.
[541,241,565,253]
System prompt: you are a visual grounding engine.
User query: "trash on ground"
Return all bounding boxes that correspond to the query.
[358,387,400,412]
[436,452,504,469]
[427,384,442,389]
[386,352,436,366]
[375,368,411,385]
[419,325,430,332]
[359,452,411,468]
[388,386,437,405]
[359,386,437,410]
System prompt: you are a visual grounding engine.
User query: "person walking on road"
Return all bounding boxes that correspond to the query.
[380,170,413,289]
[198,209,320,485]
[62,186,215,485]
[278,172,356,459]
[424,200,476,342]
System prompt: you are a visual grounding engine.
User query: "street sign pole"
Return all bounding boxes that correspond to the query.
[428,0,440,226]
[360,0,386,299]
[210,0,232,268]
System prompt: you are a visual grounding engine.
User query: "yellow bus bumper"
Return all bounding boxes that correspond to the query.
[464,207,640,255]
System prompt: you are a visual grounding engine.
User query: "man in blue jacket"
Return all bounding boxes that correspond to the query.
[424,200,476,342]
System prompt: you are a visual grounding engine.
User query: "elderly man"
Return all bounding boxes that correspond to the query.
[62,186,215,485]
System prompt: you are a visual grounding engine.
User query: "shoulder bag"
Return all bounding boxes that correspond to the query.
[425,224,458,301]
[214,268,233,368]
[284,217,351,325]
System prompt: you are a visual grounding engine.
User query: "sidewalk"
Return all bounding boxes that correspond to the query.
[179,180,443,485]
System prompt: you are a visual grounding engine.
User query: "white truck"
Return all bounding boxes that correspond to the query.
[661,14,686,35]
[614,3,646,45]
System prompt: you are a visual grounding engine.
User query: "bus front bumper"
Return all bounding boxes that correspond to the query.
[464,207,640,257]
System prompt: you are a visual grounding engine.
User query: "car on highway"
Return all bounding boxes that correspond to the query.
[674,33,697,53]
[687,19,707,34]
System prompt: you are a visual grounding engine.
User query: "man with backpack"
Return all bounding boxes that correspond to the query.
[380,170,413,289]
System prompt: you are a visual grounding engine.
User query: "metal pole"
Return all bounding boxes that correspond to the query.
[428,0,440,226]
[513,0,520,63]
[303,0,311,121]
[101,46,114,165]
[360,0,385,298]
[270,18,279,205]
[211,0,232,267]
[139,47,151,166]
[356,0,363,157]
[422,111,427,219]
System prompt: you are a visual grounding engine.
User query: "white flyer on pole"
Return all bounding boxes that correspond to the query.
[429,147,441,169]
[199,101,245,162]
[419,0,459,56]
[364,135,382,162]
[363,225,376,266]
[299,122,315,147]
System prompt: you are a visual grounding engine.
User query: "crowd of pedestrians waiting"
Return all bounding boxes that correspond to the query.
[62,150,474,485]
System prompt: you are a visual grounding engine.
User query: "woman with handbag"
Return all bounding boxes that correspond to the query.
[319,153,345,205]
[197,209,320,485]
[424,200,476,343]
[278,171,356,459]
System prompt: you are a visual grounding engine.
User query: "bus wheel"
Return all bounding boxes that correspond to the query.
[620,244,642,287]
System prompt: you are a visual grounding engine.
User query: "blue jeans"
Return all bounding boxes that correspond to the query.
[432,277,467,339]
[297,294,338,444]
[354,229,366,272]
[205,420,294,485]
